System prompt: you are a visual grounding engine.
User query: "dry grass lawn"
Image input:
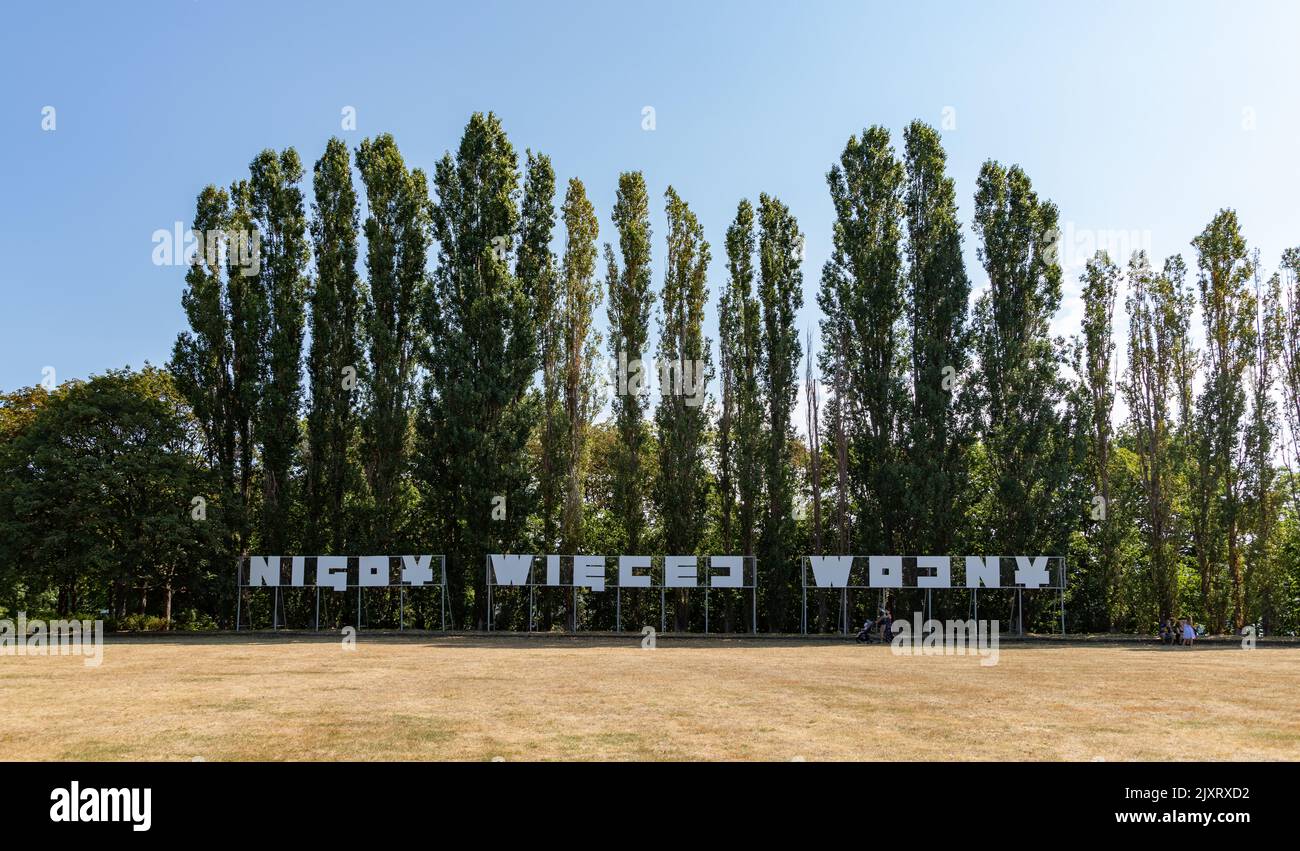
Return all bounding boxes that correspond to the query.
[2,635,1297,761]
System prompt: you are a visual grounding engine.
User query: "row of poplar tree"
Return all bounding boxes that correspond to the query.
[4,112,1299,634]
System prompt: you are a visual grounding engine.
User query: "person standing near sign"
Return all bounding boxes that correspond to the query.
[1180,618,1195,647]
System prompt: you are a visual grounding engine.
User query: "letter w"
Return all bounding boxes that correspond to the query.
[808,556,854,588]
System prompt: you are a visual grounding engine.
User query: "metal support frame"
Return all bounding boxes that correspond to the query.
[236,556,447,632]
[485,556,758,634]
[800,555,1068,636]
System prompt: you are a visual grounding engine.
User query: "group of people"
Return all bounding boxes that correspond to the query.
[1158,617,1199,647]
[856,609,895,643]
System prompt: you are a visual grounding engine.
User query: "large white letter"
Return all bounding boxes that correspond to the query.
[249,556,279,587]
[359,555,389,587]
[290,556,306,587]
[491,554,532,586]
[869,556,902,588]
[1014,556,1051,588]
[401,555,435,586]
[710,556,743,588]
[574,555,606,591]
[965,556,1001,588]
[808,555,853,588]
[619,555,652,588]
[916,556,951,588]
[317,556,348,591]
[665,555,698,588]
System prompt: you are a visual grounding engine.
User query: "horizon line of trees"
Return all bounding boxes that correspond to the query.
[3,112,1300,635]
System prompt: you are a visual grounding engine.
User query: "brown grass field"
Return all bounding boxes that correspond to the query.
[1,635,1297,761]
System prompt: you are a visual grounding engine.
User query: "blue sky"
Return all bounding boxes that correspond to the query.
[2,0,1298,396]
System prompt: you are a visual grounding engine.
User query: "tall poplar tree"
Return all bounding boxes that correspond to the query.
[756,193,803,628]
[604,172,654,553]
[654,187,712,628]
[971,161,1070,557]
[818,126,906,553]
[557,178,602,553]
[1191,209,1256,631]
[248,148,310,553]
[305,138,362,553]
[901,120,970,554]
[1080,251,1120,625]
[421,113,537,625]
[171,182,264,559]
[517,152,562,549]
[356,134,430,551]
[1124,252,1191,622]
[718,199,763,557]
[1246,260,1283,630]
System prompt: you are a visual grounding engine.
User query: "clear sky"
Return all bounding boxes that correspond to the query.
[2,0,1298,396]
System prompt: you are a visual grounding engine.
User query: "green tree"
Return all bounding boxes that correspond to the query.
[1124,252,1192,622]
[305,138,362,553]
[249,148,310,553]
[356,133,430,551]
[170,182,263,561]
[1080,251,1120,626]
[1246,260,1283,631]
[517,152,562,549]
[654,187,712,628]
[420,113,537,626]
[901,120,971,554]
[0,369,222,623]
[970,161,1072,560]
[718,199,763,557]
[604,172,654,552]
[557,178,603,552]
[756,194,804,629]
[1190,209,1256,631]
[818,126,906,553]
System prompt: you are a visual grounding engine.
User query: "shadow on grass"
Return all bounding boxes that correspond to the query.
[98,631,1300,652]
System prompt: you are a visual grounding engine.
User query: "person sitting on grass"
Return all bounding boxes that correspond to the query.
[1158,618,1173,645]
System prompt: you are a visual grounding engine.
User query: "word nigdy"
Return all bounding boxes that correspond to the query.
[245,555,440,589]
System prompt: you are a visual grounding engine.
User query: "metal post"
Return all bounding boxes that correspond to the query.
[705,588,709,634]
[1060,587,1066,635]
[841,587,847,634]
[234,559,242,632]
[572,586,577,632]
[314,587,320,632]
[800,558,807,635]
[357,586,362,630]
[399,587,405,632]
[528,583,534,633]
[973,587,977,624]
[660,588,665,634]
[750,557,757,634]
[616,587,621,633]
[273,587,280,630]
[1017,588,1023,636]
